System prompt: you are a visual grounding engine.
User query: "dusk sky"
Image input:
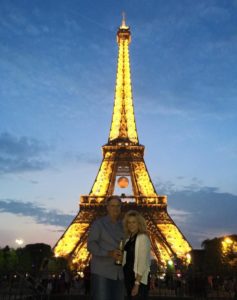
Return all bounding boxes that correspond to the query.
[0,0,237,249]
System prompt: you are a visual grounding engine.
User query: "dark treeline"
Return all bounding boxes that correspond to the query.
[0,243,67,276]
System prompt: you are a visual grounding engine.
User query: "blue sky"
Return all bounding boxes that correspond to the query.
[0,0,237,248]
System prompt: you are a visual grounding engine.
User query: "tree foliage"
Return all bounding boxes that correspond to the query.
[201,235,237,275]
[0,243,55,275]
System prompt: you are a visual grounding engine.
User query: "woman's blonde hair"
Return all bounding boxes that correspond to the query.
[123,210,148,237]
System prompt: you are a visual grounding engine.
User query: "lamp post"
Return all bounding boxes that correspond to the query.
[15,239,24,247]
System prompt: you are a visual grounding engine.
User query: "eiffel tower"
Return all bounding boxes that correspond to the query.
[54,16,192,269]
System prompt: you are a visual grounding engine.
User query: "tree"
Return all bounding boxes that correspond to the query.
[22,243,52,275]
[0,246,18,274]
[48,256,68,274]
[201,235,237,276]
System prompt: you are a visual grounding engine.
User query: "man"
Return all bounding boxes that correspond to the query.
[87,196,124,300]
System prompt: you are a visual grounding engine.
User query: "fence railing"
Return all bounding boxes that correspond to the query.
[1,273,236,300]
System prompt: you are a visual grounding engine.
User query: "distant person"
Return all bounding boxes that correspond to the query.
[122,210,151,300]
[83,263,91,295]
[46,278,53,295]
[40,258,49,290]
[61,269,71,294]
[87,196,124,300]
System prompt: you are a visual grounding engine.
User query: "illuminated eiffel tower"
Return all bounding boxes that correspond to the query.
[54,16,191,269]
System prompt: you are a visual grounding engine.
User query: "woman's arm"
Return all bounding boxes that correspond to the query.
[136,234,151,277]
[131,273,142,296]
[132,234,151,296]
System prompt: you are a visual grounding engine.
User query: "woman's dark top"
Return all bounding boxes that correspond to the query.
[123,234,137,296]
[124,234,137,270]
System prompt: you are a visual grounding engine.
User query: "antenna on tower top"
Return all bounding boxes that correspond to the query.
[122,12,126,26]
[120,11,128,29]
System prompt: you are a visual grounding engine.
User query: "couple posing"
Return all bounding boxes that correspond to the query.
[88,196,151,300]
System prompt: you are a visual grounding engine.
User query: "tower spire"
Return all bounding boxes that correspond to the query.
[121,12,128,29]
[109,15,138,144]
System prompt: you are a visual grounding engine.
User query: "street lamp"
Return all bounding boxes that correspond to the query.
[224,237,233,245]
[15,239,24,246]
[167,260,173,266]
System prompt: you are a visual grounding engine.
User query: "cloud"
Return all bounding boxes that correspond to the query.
[74,153,100,164]
[168,208,192,224]
[30,180,39,184]
[0,199,72,227]
[76,155,100,165]
[0,132,50,174]
[199,3,230,21]
[156,178,237,247]
[0,6,49,37]
[63,151,101,165]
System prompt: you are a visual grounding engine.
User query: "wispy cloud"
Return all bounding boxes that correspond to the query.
[0,132,50,174]
[63,151,101,165]
[0,199,72,227]
[0,3,114,121]
[132,2,237,121]
[199,3,231,21]
[168,208,192,224]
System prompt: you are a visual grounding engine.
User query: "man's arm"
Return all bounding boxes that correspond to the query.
[87,221,108,257]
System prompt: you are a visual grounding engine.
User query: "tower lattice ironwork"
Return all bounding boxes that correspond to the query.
[54,17,192,269]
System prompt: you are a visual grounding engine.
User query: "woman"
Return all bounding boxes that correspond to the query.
[123,210,151,299]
